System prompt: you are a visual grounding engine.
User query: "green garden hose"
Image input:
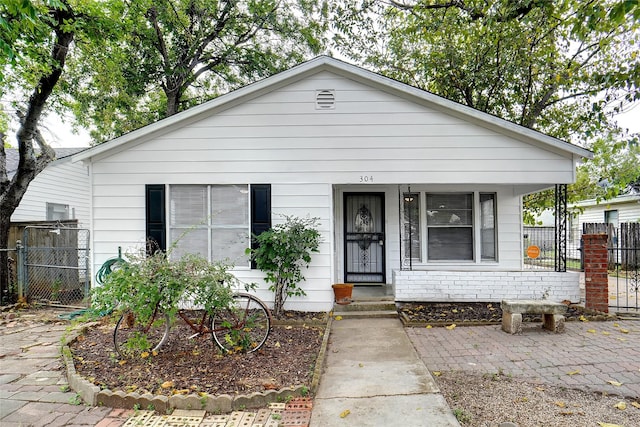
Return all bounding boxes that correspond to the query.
[95,247,125,285]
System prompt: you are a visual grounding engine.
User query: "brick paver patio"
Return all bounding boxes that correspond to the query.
[407,319,640,399]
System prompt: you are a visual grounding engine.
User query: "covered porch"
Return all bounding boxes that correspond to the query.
[332,184,580,304]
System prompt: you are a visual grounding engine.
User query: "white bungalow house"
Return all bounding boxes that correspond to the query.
[73,56,591,311]
[10,148,90,227]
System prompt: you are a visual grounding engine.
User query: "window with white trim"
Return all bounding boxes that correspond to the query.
[169,184,249,265]
[401,191,498,262]
[604,210,619,227]
[46,202,69,221]
[479,193,496,261]
[427,193,473,260]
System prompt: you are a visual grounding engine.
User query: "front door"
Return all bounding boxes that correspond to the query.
[344,193,385,283]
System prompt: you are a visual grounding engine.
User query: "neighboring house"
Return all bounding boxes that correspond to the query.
[9,148,90,228]
[571,195,640,229]
[73,56,591,311]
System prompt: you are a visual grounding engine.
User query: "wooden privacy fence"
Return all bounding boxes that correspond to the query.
[619,222,639,269]
[583,222,639,269]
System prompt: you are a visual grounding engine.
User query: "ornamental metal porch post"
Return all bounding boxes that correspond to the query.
[555,184,567,272]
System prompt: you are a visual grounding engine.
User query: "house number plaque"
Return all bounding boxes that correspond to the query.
[359,175,374,183]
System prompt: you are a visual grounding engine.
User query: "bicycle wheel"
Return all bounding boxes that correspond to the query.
[113,309,170,358]
[211,293,271,353]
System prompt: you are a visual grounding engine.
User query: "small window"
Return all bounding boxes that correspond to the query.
[402,193,421,261]
[480,193,496,261]
[604,210,619,227]
[46,203,69,221]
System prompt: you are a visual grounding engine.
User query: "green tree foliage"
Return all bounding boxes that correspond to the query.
[0,0,115,299]
[331,0,640,214]
[65,0,328,141]
[249,216,321,318]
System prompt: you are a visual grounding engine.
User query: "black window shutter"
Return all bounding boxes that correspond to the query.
[251,184,271,268]
[145,184,166,254]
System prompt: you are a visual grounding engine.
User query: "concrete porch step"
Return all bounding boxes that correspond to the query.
[333,298,399,319]
[334,300,397,312]
[332,309,399,319]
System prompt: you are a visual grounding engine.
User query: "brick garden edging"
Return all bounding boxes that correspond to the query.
[61,318,332,413]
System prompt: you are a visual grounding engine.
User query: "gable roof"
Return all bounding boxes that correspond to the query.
[72,55,593,163]
[6,147,86,178]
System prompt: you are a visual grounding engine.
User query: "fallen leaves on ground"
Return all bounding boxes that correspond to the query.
[613,402,626,410]
[435,371,640,427]
[71,318,325,396]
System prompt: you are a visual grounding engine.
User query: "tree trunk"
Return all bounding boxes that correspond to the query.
[0,217,10,303]
[0,3,75,304]
[274,279,285,318]
[166,90,180,117]
[164,79,184,117]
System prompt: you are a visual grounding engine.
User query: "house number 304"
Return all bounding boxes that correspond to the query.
[360,175,374,183]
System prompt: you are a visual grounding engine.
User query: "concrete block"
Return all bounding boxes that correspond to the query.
[543,314,565,333]
[205,394,233,414]
[96,389,126,408]
[135,393,168,413]
[123,392,142,409]
[169,393,202,410]
[502,312,522,334]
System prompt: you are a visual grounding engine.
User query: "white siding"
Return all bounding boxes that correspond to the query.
[91,182,334,311]
[11,159,90,228]
[91,71,576,187]
[87,69,581,309]
[576,198,640,230]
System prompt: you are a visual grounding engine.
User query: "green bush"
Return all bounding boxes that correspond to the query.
[248,215,321,318]
[91,250,236,323]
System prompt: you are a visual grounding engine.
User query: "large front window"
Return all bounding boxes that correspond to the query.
[169,185,249,265]
[427,193,473,260]
[402,191,497,263]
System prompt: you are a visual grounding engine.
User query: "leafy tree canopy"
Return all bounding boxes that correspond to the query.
[330,0,640,216]
[64,0,328,141]
[0,0,118,297]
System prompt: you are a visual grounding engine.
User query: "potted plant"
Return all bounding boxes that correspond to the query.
[332,283,353,305]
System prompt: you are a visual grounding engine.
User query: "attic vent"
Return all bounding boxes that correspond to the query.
[316,90,335,109]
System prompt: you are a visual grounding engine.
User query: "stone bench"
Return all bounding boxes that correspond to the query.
[501,300,568,334]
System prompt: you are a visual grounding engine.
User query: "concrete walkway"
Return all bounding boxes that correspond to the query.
[310,317,460,426]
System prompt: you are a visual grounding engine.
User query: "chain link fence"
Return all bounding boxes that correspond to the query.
[523,226,582,270]
[21,225,90,307]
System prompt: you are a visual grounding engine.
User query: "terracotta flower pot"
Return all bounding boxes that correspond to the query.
[332,283,354,305]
